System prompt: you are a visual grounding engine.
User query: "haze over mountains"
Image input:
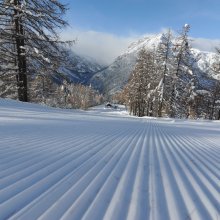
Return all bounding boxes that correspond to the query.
[65,33,220,95]
[58,51,104,84]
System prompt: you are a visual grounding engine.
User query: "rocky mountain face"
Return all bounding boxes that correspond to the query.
[54,50,104,85]
[89,34,220,95]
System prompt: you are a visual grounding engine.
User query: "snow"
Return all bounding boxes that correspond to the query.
[91,33,220,95]
[0,99,219,220]
[34,48,39,54]
[184,24,190,28]
[196,89,211,95]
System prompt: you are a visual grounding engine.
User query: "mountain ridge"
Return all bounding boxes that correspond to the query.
[89,34,220,95]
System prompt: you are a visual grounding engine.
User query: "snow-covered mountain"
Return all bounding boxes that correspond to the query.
[90,34,220,94]
[54,50,105,84]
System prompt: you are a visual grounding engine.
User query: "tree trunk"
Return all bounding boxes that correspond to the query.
[170,85,176,118]
[158,82,165,117]
[209,96,216,120]
[14,0,28,102]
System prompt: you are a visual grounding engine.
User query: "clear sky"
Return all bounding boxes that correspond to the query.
[61,0,220,64]
[64,0,220,38]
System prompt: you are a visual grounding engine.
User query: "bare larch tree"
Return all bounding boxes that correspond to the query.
[0,0,72,101]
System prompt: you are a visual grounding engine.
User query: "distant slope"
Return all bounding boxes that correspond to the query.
[90,34,220,95]
[0,98,219,220]
[56,50,105,84]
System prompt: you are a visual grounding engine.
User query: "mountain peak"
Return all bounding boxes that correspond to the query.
[126,34,163,55]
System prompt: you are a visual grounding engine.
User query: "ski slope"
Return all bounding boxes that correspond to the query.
[0,99,219,220]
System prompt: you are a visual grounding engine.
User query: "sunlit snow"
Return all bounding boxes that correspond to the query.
[0,99,219,220]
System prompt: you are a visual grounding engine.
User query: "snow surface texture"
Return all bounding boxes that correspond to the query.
[0,99,220,220]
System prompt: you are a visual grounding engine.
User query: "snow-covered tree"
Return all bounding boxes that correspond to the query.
[0,0,72,101]
[28,73,58,106]
[156,29,173,117]
[124,48,160,117]
[55,82,103,109]
[208,80,220,120]
[170,24,197,118]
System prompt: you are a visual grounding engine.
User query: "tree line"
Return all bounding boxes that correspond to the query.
[29,76,103,109]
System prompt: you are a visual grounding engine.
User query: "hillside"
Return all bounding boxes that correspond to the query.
[90,34,220,95]
[56,50,104,84]
[0,99,219,219]
[0,49,104,101]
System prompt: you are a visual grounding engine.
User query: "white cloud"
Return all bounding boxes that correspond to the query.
[62,28,139,65]
[62,28,220,65]
[191,38,220,53]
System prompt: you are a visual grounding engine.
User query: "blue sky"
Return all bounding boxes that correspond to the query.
[61,0,220,64]
[64,0,220,38]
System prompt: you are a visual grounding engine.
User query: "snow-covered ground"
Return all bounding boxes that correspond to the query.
[0,99,219,220]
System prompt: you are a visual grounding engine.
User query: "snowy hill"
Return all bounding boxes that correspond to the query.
[90,34,220,94]
[0,98,219,219]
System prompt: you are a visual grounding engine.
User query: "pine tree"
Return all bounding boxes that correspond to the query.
[0,0,72,102]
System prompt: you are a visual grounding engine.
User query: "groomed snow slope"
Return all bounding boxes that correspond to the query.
[0,99,219,220]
